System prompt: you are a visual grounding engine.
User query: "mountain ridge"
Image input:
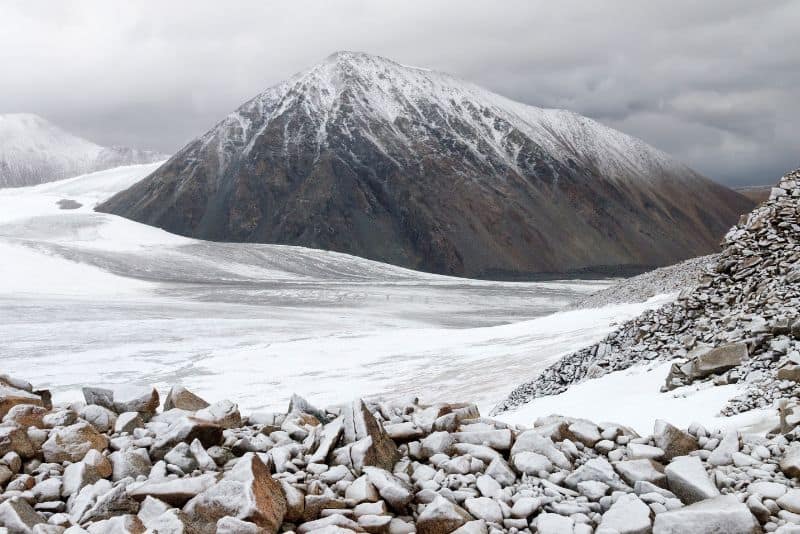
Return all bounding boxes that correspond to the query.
[98,51,753,278]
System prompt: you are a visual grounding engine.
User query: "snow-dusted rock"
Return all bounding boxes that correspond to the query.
[664,456,720,504]
[653,495,760,533]
[416,495,472,534]
[41,422,108,463]
[598,493,652,534]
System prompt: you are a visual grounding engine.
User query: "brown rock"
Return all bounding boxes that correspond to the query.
[41,421,109,463]
[0,375,45,419]
[340,400,399,472]
[164,386,211,412]
[653,420,698,461]
[183,453,286,533]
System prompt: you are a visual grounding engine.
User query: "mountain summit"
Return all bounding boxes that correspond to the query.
[0,113,167,188]
[98,52,752,277]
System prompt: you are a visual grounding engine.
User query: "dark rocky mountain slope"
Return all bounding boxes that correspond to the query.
[98,52,752,278]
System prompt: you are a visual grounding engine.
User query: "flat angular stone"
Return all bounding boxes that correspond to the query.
[0,498,46,532]
[653,495,760,534]
[362,467,413,512]
[164,386,210,412]
[614,459,666,488]
[664,455,719,504]
[598,493,652,534]
[653,420,698,461]
[341,400,399,471]
[83,385,159,415]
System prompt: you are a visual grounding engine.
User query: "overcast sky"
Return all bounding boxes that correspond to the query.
[2,1,798,186]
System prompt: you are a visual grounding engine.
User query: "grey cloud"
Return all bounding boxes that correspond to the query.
[1,0,797,186]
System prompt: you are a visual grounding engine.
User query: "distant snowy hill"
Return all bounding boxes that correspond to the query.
[0,113,167,187]
[99,51,752,277]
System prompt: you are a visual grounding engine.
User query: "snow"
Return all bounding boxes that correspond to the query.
[496,361,776,435]
[0,162,762,432]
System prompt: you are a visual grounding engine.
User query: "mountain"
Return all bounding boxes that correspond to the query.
[98,51,753,278]
[0,113,167,188]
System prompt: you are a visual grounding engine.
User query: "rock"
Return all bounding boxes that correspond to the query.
[780,443,800,478]
[62,449,113,497]
[416,495,472,534]
[288,394,330,424]
[358,514,392,534]
[511,431,571,469]
[749,481,787,500]
[464,497,502,524]
[195,400,242,429]
[420,432,454,459]
[652,421,698,461]
[217,516,267,533]
[614,459,666,488]
[512,451,553,475]
[164,386,210,412]
[136,495,170,527]
[452,430,512,451]
[664,456,719,504]
[341,400,399,471]
[2,404,48,429]
[485,457,516,486]
[79,404,117,433]
[141,509,196,533]
[115,412,145,434]
[777,489,800,514]
[150,416,223,459]
[565,458,626,490]
[129,473,219,507]
[0,376,46,419]
[183,453,286,533]
[598,493,652,534]
[309,416,344,464]
[297,515,364,534]
[85,515,145,533]
[626,443,664,461]
[70,481,139,525]
[383,422,424,441]
[567,420,601,447]
[165,442,199,473]
[707,431,739,466]
[362,467,413,512]
[653,495,760,534]
[279,480,305,523]
[451,520,487,534]
[109,448,152,482]
[82,385,159,415]
[345,475,380,504]
[41,422,109,463]
[687,342,748,378]
[0,425,36,459]
[0,498,46,532]
[534,512,575,534]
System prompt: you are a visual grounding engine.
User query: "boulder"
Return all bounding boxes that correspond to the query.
[115,412,145,434]
[707,431,739,466]
[341,400,399,471]
[109,448,152,482]
[164,386,210,412]
[0,424,36,459]
[463,497,502,524]
[598,493,652,534]
[614,459,666,488]
[183,453,286,533]
[780,443,800,478]
[85,514,145,533]
[129,473,219,507]
[652,420,698,461]
[416,495,472,534]
[150,416,223,459]
[79,404,117,433]
[0,375,47,419]
[83,385,159,415]
[511,431,571,469]
[2,404,49,429]
[195,400,242,429]
[535,513,575,534]
[653,495,760,534]
[0,498,46,532]
[308,416,344,464]
[362,467,413,512]
[62,449,113,497]
[664,456,719,504]
[288,393,330,424]
[41,422,109,463]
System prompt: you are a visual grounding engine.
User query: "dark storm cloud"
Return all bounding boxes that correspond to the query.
[1,0,797,186]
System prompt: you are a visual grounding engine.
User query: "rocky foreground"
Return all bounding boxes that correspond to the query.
[496,169,800,419]
[1,373,800,534]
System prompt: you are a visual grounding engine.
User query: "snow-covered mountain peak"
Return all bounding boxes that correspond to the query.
[204,52,689,184]
[0,113,168,188]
